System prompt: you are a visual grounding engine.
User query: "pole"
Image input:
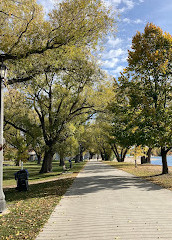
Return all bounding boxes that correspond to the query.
[0,78,6,212]
[134,146,137,168]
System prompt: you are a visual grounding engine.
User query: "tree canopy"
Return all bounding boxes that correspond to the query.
[120,23,172,173]
[2,0,118,173]
[1,0,116,85]
[4,52,110,172]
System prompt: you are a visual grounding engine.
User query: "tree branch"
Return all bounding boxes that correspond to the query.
[7,7,35,54]
[0,10,27,21]
[4,117,31,135]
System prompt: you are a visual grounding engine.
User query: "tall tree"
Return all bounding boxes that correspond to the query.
[105,79,138,162]
[79,122,112,161]
[4,54,105,173]
[76,83,119,161]
[125,23,172,174]
[2,0,118,172]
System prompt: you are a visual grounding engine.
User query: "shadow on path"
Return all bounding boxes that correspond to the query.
[4,177,74,202]
[66,161,167,197]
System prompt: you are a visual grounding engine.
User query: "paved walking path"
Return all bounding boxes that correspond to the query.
[36,160,172,240]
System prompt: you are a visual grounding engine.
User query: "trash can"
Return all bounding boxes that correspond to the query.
[15,169,29,191]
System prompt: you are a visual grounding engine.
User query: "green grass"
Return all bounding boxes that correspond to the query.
[1,160,86,240]
[3,160,81,187]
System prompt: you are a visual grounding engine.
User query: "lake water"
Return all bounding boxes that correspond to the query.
[151,156,172,166]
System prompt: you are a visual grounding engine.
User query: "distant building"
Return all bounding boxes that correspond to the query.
[28,150,37,161]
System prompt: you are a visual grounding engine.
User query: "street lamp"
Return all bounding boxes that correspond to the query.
[0,62,7,212]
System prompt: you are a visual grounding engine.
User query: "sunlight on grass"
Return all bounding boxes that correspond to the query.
[3,161,84,187]
[105,161,172,191]
[1,160,86,240]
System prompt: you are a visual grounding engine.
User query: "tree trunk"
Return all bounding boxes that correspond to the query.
[80,152,83,161]
[111,144,128,162]
[79,147,84,162]
[40,148,54,173]
[161,147,168,174]
[104,152,109,161]
[89,152,94,160]
[100,151,104,160]
[112,152,120,161]
[146,147,152,163]
[121,148,128,162]
[75,154,80,163]
[79,144,84,161]
[59,156,65,166]
[111,143,120,162]
[79,147,83,162]
[37,154,41,165]
[102,147,109,161]
[15,161,20,166]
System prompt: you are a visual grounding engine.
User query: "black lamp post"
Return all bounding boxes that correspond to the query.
[0,62,7,212]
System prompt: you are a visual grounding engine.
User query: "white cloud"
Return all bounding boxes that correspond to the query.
[134,19,144,24]
[127,37,132,41]
[37,0,53,13]
[101,47,128,70]
[123,18,131,23]
[110,66,124,74]
[37,0,63,14]
[102,58,119,68]
[103,48,126,59]
[117,0,135,12]
[111,0,134,8]
[112,0,122,5]
[113,48,126,57]
[123,0,135,9]
[50,0,63,5]
[122,17,144,24]
[121,56,128,62]
[106,36,123,47]
[104,0,135,12]
[119,7,126,12]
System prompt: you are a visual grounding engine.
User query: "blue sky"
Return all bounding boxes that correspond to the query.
[37,0,172,78]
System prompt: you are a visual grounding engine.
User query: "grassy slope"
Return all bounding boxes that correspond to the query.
[1,161,86,240]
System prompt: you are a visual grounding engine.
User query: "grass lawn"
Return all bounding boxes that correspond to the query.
[105,161,172,191]
[1,160,86,240]
[3,160,83,187]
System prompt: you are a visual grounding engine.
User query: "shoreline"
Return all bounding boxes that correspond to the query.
[113,156,172,167]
